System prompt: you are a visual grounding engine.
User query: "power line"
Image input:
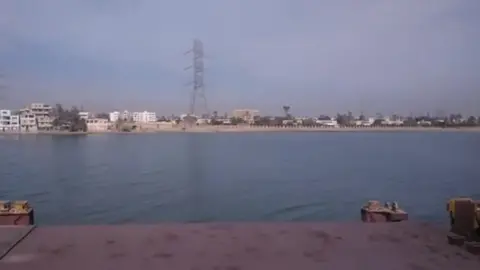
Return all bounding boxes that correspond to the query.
[184,39,208,116]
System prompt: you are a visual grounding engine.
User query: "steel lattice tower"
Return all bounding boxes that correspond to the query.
[0,73,5,104]
[185,39,208,116]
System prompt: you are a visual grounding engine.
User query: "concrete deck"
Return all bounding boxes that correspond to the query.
[0,226,35,260]
[0,222,479,270]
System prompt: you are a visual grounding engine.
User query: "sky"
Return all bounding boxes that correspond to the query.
[0,0,479,116]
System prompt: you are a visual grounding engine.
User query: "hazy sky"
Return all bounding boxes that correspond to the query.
[1,0,479,116]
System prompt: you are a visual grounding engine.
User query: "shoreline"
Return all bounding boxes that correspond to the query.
[1,126,480,135]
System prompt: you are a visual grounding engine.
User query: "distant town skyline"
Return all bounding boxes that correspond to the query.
[1,0,479,116]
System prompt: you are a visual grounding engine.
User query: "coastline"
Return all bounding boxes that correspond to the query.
[1,126,480,135]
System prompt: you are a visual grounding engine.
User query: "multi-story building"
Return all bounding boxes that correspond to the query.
[29,103,52,115]
[0,110,20,132]
[232,109,260,123]
[316,118,339,127]
[19,110,37,132]
[132,111,156,123]
[36,115,53,130]
[78,112,90,120]
[0,110,11,131]
[86,118,110,132]
[9,115,20,131]
[122,110,131,121]
[25,103,53,130]
[109,111,120,122]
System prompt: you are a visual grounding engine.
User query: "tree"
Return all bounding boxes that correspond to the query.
[359,113,366,121]
[254,116,270,126]
[70,118,87,132]
[115,118,125,130]
[467,116,477,126]
[302,118,315,126]
[372,119,384,126]
[230,117,245,125]
[50,104,88,132]
[403,118,417,127]
[269,117,283,126]
[336,114,349,126]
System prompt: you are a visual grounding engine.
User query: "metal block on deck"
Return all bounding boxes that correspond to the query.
[447,232,465,246]
[11,201,30,213]
[361,200,407,223]
[388,211,408,222]
[465,241,480,256]
[0,200,34,226]
[0,201,11,212]
[361,209,388,222]
[447,198,477,237]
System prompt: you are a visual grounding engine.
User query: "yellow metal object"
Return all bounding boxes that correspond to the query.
[11,201,30,213]
[0,201,11,212]
[447,197,473,215]
[447,197,479,231]
[448,199,455,214]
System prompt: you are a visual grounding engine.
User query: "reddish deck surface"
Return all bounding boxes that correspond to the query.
[1,222,479,270]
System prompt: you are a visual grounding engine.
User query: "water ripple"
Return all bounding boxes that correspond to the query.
[0,132,479,225]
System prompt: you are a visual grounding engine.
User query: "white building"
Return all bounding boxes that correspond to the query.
[122,110,131,121]
[109,111,120,122]
[232,109,260,123]
[25,103,53,130]
[355,117,376,126]
[86,118,110,132]
[19,110,37,132]
[78,112,90,120]
[132,111,156,123]
[0,110,20,131]
[316,119,339,127]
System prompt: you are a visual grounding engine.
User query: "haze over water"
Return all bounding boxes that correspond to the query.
[0,131,479,225]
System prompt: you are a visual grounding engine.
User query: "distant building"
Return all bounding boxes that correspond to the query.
[232,109,259,123]
[132,111,156,123]
[196,118,211,125]
[19,110,37,132]
[122,110,131,121]
[316,119,338,127]
[108,110,132,122]
[109,111,120,122]
[86,118,110,132]
[29,103,52,115]
[180,114,199,120]
[24,103,53,130]
[0,110,20,132]
[355,117,375,126]
[78,112,90,120]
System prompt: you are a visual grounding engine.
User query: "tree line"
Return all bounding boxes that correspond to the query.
[50,104,87,132]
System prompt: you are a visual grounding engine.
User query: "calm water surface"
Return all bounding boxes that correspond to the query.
[0,132,479,225]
